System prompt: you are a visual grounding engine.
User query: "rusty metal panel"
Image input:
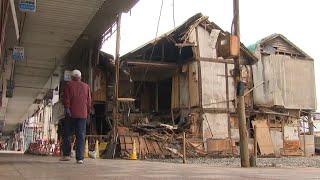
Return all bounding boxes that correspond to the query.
[283,140,301,156]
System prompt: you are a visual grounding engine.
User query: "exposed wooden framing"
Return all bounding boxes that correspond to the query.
[178,74,180,109]
[308,111,314,135]
[253,125,257,164]
[203,108,230,114]
[252,111,297,118]
[183,132,186,163]
[195,27,203,108]
[165,34,177,44]
[105,71,110,125]
[142,52,146,60]
[161,43,165,62]
[175,42,195,47]
[112,14,121,142]
[187,67,191,111]
[193,26,204,139]
[125,60,179,69]
[171,109,175,125]
[198,57,250,65]
[155,82,159,112]
[225,63,231,139]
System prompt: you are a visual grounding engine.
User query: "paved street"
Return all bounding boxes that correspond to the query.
[0,154,319,180]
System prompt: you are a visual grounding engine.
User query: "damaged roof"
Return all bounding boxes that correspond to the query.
[121,13,258,64]
[248,33,313,60]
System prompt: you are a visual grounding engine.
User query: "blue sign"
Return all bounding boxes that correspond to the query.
[13,46,24,60]
[19,0,36,12]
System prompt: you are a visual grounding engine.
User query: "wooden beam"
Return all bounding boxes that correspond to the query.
[161,43,165,62]
[175,43,195,47]
[203,108,230,114]
[113,14,121,142]
[198,57,249,65]
[125,60,179,69]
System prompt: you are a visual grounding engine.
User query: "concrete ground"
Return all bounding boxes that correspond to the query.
[0,154,319,180]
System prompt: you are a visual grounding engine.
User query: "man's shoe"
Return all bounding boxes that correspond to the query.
[76,160,84,164]
[59,156,71,161]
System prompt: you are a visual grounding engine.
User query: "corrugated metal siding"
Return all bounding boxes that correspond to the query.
[252,54,316,110]
[22,0,106,48]
[3,0,107,133]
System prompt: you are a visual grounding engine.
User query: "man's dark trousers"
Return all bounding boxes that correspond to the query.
[62,118,86,160]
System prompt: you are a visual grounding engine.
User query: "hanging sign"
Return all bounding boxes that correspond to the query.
[19,0,36,13]
[13,46,24,60]
[64,71,72,81]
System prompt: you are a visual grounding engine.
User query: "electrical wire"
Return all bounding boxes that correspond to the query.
[134,0,164,97]
[172,0,176,27]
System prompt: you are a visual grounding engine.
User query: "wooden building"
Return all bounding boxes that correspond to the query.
[249,34,317,156]
[114,13,258,152]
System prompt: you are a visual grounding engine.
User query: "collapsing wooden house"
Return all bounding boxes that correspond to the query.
[249,34,317,156]
[104,13,259,155]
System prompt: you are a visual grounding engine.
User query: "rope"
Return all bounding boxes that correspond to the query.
[134,0,164,98]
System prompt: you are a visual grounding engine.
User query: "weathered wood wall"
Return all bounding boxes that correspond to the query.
[171,61,199,109]
[92,68,106,102]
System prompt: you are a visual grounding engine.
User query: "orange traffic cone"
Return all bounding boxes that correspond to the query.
[84,139,89,158]
[94,140,100,159]
[129,140,137,160]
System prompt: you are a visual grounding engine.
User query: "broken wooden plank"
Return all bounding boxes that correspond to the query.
[175,42,195,47]
[145,139,156,154]
[206,139,232,153]
[252,120,275,155]
[165,147,183,158]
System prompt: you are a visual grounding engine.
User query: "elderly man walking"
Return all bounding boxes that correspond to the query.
[60,70,91,164]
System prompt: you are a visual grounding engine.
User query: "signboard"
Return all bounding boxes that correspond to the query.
[64,71,72,81]
[313,113,320,120]
[314,121,320,132]
[13,46,24,60]
[19,0,36,13]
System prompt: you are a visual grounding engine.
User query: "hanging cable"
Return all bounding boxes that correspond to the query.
[134,0,164,97]
[172,0,176,27]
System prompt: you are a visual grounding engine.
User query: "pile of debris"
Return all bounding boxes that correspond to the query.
[116,122,206,159]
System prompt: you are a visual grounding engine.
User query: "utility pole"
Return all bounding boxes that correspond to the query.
[308,111,314,135]
[233,0,250,167]
[112,14,121,142]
